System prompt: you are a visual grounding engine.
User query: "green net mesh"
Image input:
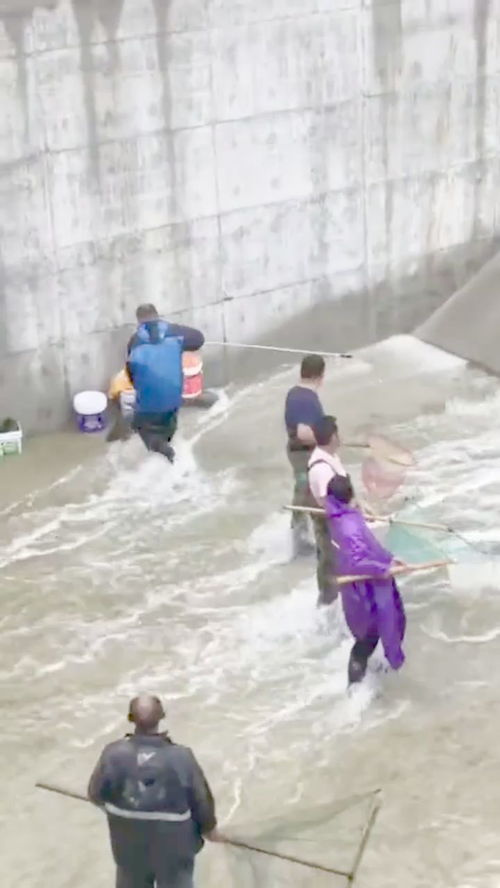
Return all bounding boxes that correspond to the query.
[381,506,496,565]
[384,522,452,563]
[208,792,380,887]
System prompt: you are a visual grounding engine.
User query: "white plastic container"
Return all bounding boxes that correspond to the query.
[119,389,136,417]
[0,425,22,456]
[73,390,108,433]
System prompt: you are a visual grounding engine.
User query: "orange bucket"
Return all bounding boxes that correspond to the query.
[182,351,204,399]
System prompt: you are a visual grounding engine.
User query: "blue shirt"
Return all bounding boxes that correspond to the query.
[285,385,324,449]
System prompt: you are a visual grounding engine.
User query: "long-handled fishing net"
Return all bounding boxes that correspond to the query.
[222,790,381,887]
[35,782,381,887]
[289,415,500,590]
[205,341,415,501]
[205,340,353,360]
[377,509,500,593]
[346,434,416,501]
[346,434,415,469]
[286,501,500,593]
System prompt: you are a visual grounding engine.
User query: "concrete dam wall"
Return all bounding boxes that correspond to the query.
[0,0,499,431]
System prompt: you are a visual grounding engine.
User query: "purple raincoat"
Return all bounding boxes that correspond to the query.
[326,495,406,670]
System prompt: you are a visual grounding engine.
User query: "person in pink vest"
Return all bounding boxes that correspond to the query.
[306,416,347,606]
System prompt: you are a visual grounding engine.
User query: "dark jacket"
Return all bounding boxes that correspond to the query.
[88,733,216,869]
[127,321,204,358]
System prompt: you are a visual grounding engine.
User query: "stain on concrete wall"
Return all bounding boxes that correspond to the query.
[98,0,124,39]
[473,0,490,236]
[2,14,29,144]
[0,246,7,359]
[371,0,402,87]
[370,1,402,284]
[152,0,177,217]
[0,2,55,145]
[71,1,100,178]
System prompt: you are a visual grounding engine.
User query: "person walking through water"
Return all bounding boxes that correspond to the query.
[307,415,347,606]
[126,304,204,462]
[284,354,326,557]
[88,694,225,888]
[325,474,407,687]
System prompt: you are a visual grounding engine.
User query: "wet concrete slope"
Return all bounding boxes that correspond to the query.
[416,250,500,376]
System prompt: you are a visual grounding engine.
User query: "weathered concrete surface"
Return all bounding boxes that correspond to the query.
[0,0,499,430]
[416,250,500,376]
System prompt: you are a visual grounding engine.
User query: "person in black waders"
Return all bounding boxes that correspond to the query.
[126,304,204,463]
[284,354,326,557]
[88,695,226,888]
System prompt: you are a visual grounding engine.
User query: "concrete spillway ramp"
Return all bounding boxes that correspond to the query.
[416,251,500,375]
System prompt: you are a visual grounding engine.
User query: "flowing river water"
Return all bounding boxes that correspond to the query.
[2,333,500,888]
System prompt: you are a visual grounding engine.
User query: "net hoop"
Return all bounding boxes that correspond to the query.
[366,434,415,468]
[361,455,407,500]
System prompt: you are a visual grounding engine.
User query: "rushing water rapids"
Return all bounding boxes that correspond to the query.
[2,334,500,888]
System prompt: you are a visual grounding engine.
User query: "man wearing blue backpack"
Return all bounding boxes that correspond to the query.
[126,304,204,463]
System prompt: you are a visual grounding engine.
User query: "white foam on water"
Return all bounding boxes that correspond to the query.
[188,375,287,447]
[5,335,500,888]
[193,388,231,424]
[0,431,241,570]
[96,556,402,756]
[102,433,202,505]
[361,334,467,373]
[1,384,248,546]
[246,510,293,564]
[328,356,375,378]
[422,625,500,645]
[0,525,111,569]
[0,465,84,518]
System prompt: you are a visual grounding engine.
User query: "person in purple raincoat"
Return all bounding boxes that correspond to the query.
[325,474,407,686]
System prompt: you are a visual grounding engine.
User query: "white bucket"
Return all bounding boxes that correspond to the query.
[73,391,108,433]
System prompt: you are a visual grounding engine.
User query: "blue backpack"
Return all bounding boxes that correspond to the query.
[129,321,183,415]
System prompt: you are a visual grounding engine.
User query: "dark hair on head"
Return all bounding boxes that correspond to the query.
[136,303,159,322]
[313,415,338,447]
[327,473,354,504]
[300,354,325,380]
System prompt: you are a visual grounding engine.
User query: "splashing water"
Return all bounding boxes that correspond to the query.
[1,336,500,887]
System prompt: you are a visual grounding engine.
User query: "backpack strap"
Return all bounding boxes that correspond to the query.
[308,458,330,471]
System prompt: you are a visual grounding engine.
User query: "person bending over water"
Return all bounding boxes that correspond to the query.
[325,474,407,687]
[127,304,204,463]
